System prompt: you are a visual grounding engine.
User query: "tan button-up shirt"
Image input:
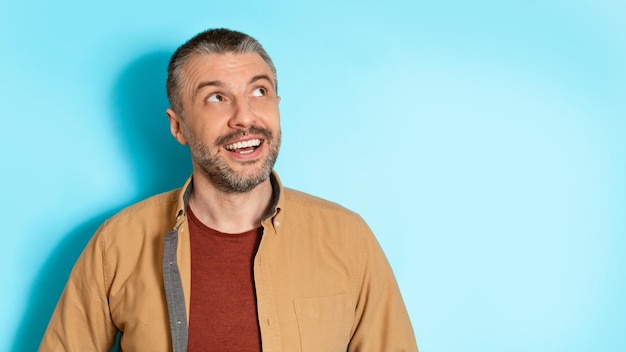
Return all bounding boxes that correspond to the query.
[40,172,418,351]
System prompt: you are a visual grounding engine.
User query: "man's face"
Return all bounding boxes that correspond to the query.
[167,52,281,194]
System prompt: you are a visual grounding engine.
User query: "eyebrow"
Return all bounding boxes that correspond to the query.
[250,74,275,90]
[192,74,276,102]
[193,80,224,102]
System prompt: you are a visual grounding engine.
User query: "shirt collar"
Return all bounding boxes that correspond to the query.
[173,170,284,233]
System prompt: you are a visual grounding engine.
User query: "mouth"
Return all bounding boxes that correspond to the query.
[224,138,263,155]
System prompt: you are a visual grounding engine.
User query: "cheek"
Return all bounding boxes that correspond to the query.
[184,122,218,147]
[187,108,231,132]
[272,110,281,128]
[259,102,281,123]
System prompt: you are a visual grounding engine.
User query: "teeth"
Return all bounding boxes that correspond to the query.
[225,139,261,151]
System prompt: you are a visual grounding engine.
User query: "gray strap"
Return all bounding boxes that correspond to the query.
[163,227,188,352]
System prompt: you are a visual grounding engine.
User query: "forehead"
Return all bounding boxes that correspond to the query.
[180,52,274,86]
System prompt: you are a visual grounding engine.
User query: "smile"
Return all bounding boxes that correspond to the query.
[224,139,262,154]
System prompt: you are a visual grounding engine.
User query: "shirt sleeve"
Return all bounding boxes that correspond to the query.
[348,218,419,352]
[39,226,118,351]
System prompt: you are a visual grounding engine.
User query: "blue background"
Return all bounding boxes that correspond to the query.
[2,0,625,351]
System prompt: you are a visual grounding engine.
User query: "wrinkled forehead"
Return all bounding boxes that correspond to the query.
[178,52,277,104]
[181,52,275,83]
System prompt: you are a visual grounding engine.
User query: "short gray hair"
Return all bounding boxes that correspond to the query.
[166,28,277,114]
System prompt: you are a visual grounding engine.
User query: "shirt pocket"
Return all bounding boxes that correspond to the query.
[293,293,352,352]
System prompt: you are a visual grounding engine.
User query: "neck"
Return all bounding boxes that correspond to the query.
[188,171,273,234]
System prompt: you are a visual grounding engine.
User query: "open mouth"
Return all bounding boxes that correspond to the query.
[224,138,263,155]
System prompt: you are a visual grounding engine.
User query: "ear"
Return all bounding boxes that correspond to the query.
[166,108,188,146]
[277,96,281,104]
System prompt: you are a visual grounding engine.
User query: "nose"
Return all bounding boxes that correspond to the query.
[228,98,256,129]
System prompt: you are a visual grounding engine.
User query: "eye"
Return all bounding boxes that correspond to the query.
[206,93,224,103]
[252,87,267,97]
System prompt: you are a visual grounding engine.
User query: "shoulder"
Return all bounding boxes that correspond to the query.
[284,188,355,214]
[96,188,182,239]
[112,189,179,221]
[282,187,368,230]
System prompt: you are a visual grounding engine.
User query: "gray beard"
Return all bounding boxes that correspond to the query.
[187,127,281,194]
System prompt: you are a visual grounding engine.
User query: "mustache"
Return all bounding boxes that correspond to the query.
[215,126,274,146]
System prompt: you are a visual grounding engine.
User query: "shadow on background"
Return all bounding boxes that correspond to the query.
[12,215,115,352]
[13,50,191,351]
[111,50,192,197]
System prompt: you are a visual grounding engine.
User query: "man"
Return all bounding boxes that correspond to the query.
[40,28,418,351]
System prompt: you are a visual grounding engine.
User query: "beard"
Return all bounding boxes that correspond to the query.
[185,125,281,194]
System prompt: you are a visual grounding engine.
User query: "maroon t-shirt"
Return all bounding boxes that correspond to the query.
[186,206,263,352]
